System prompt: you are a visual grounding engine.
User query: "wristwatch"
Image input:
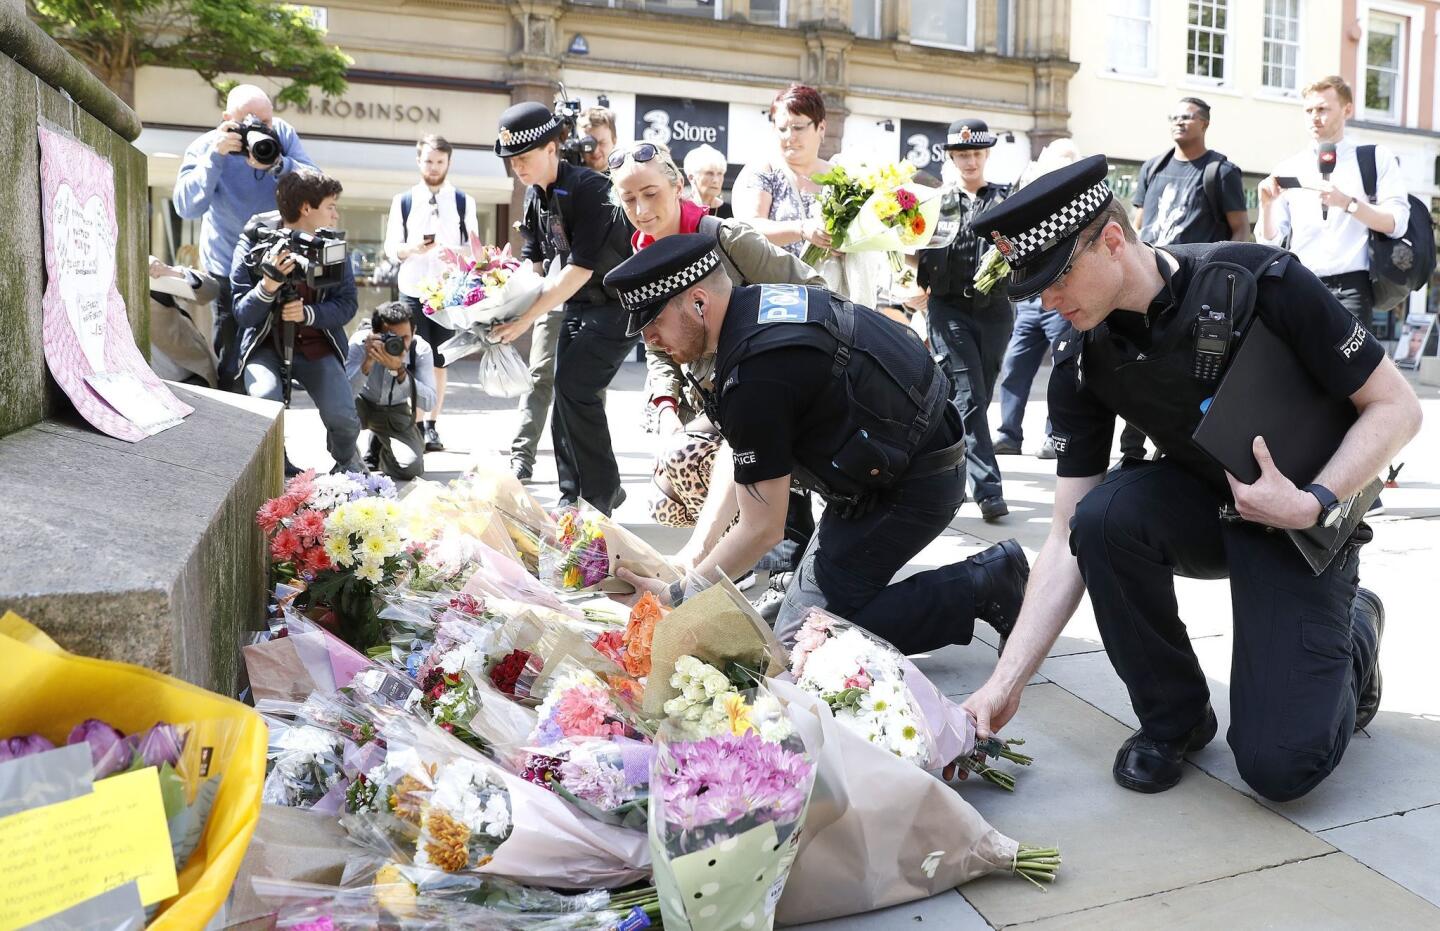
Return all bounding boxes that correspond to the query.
[1303,483,1345,529]
[1345,197,1360,215]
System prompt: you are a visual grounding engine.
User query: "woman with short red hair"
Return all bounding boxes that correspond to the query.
[733,83,833,258]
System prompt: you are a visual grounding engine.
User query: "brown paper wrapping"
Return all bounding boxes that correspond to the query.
[642,584,786,716]
[769,679,1019,925]
[241,637,317,703]
[225,805,354,926]
[596,515,681,584]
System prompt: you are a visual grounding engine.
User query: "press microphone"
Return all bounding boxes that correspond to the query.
[1318,142,1337,220]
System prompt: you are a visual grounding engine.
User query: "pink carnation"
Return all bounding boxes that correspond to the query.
[298,545,332,578]
[291,509,327,545]
[270,494,299,521]
[256,500,283,534]
[552,685,626,738]
[270,528,302,562]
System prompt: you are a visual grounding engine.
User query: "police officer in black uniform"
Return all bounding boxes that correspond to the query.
[491,102,635,515]
[961,155,1421,801]
[602,234,1031,658]
[918,118,1015,522]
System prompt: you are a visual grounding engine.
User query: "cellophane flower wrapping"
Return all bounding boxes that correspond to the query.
[517,735,655,830]
[789,607,974,770]
[649,685,815,931]
[418,244,544,331]
[541,504,612,593]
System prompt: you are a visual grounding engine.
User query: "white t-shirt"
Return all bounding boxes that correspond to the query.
[1258,137,1410,279]
[384,181,480,269]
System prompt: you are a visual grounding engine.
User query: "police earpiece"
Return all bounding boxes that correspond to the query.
[694,299,704,320]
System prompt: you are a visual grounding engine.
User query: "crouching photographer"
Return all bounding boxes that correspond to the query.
[346,301,437,481]
[231,168,364,473]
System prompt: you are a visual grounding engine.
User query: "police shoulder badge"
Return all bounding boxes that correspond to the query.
[990,230,1016,258]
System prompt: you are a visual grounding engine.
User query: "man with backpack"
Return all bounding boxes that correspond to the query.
[1123,97,1250,460]
[1257,76,1427,327]
[384,134,480,453]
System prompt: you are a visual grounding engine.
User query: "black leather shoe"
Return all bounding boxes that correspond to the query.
[978,496,1009,522]
[993,439,1021,456]
[511,458,533,483]
[1353,587,1385,731]
[423,423,444,452]
[1113,706,1218,794]
[969,539,1029,653]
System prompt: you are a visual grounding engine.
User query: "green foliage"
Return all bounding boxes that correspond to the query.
[28,0,350,106]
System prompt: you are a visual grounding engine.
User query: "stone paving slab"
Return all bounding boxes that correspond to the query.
[954,684,1333,928]
[788,889,990,930]
[1009,852,1440,929]
[1319,803,1440,909]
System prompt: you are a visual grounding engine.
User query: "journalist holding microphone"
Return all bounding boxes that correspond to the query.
[231,168,364,474]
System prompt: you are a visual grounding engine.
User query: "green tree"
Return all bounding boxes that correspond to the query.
[28,0,351,108]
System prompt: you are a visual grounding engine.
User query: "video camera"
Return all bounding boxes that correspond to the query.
[553,85,597,167]
[246,223,349,298]
[231,115,283,167]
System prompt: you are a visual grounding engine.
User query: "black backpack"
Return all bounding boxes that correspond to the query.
[1357,145,1437,312]
[1143,149,1234,232]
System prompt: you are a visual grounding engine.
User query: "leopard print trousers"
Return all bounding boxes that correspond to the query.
[649,431,721,528]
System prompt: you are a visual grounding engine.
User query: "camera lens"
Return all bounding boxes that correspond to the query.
[248,133,281,165]
[382,334,406,356]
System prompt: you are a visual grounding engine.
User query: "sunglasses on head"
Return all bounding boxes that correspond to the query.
[608,143,659,171]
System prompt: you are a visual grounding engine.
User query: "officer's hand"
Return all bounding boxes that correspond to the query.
[800,217,832,251]
[671,542,704,575]
[609,567,671,608]
[280,299,305,324]
[491,310,538,345]
[1257,175,1282,204]
[962,678,1022,741]
[214,120,243,156]
[1225,436,1321,530]
[1316,181,1352,210]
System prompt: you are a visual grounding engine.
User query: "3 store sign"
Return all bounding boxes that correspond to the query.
[899,119,950,172]
[634,95,729,164]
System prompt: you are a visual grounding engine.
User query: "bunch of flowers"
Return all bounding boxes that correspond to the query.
[791,613,934,765]
[591,592,665,679]
[416,244,545,336]
[304,495,412,648]
[532,668,641,746]
[543,507,609,592]
[262,721,348,809]
[519,736,654,829]
[487,648,541,698]
[871,184,929,246]
[802,157,924,265]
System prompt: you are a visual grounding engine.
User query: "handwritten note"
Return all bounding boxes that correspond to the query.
[0,767,178,927]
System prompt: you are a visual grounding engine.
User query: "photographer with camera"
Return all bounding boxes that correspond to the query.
[230,168,364,474]
[174,84,316,390]
[576,106,618,174]
[491,100,636,515]
[346,301,437,481]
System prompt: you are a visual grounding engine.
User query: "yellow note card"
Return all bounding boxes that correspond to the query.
[0,766,178,928]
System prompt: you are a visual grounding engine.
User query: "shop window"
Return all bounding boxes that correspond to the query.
[1364,12,1406,124]
[853,0,883,39]
[748,0,785,26]
[910,0,973,50]
[1186,0,1230,84]
[1106,0,1155,76]
[1261,0,1301,94]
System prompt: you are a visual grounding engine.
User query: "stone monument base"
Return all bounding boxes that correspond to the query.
[0,385,283,694]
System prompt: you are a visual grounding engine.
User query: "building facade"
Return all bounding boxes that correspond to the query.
[1066,0,1438,325]
[134,0,1079,298]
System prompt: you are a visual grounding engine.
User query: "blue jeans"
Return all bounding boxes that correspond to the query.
[996,297,1069,446]
[244,345,363,471]
[774,466,979,655]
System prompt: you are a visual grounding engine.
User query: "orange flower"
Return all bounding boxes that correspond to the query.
[909,215,927,236]
[621,592,666,677]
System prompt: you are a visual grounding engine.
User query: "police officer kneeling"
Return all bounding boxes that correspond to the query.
[961,155,1422,801]
[604,234,1031,659]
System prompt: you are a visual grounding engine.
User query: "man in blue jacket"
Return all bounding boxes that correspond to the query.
[174,84,316,388]
[231,169,363,473]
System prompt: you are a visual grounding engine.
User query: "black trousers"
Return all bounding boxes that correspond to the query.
[774,465,978,655]
[927,296,1014,502]
[211,277,244,392]
[1070,459,1378,802]
[552,302,636,514]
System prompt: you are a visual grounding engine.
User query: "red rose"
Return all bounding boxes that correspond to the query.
[489,649,534,696]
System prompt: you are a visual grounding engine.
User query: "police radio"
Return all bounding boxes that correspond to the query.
[1192,309,1232,382]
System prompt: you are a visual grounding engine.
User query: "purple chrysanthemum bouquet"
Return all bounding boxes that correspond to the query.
[650,686,816,931]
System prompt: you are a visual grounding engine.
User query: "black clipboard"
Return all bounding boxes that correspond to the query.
[1192,318,1380,574]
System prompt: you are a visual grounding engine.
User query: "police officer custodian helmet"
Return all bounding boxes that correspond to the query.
[943,118,998,151]
[604,233,721,337]
[494,101,564,158]
[970,153,1113,301]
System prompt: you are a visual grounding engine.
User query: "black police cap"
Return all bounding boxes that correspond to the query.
[494,102,563,158]
[970,153,1114,301]
[603,233,722,337]
[943,118,998,151]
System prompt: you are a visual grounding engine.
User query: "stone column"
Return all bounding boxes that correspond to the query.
[503,0,565,251]
[1029,57,1078,157]
[801,26,853,159]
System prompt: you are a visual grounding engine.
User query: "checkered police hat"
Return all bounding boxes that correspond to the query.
[604,233,722,336]
[494,102,563,158]
[944,118,998,150]
[971,154,1114,301]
